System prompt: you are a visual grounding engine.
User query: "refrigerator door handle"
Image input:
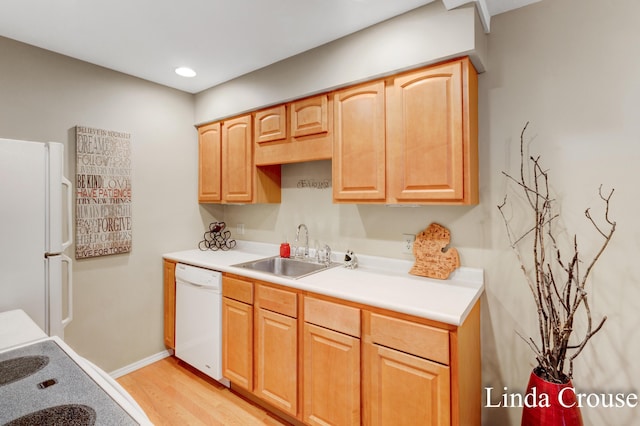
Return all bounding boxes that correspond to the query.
[61,176,73,251]
[61,253,73,327]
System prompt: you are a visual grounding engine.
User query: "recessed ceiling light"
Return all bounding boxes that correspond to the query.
[175,67,196,78]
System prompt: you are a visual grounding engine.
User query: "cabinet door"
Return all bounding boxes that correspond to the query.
[387,60,464,203]
[163,260,176,349]
[291,95,329,137]
[255,97,332,165]
[198,122,222,202]
[303,323,360,426]
[255,105,287,144]
[364,343,450,426]
[222,115,253,203]
[255,308,297,416]
[333,81,386,202]
[222,297,253,390]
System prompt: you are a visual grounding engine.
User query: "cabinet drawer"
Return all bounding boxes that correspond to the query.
[256,284,297,318]
[369,313,449,365]
[222,276,253,304]
[304,297,360,338]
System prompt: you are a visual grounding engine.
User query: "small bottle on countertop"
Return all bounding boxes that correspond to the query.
[280,241,291,258]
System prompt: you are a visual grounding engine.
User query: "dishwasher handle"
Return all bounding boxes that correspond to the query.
[175,263,222,290]
[177,280,218,290]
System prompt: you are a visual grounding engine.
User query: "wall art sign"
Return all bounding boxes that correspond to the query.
[75,126,132,259]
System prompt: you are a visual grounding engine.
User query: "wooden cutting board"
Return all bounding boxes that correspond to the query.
[409,223,460,280]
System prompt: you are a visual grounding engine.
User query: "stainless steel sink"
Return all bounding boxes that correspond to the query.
[232,256,341,279]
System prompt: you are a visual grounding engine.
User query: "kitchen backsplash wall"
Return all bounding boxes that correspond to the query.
[223,160,482,262]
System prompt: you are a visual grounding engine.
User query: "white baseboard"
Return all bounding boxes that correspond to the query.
[109,348,174,379]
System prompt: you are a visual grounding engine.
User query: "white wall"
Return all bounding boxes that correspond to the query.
[481,1,640,424]
[0,36,220,371]
[195,1,486,124]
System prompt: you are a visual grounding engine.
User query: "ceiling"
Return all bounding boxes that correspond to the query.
[0,0,540,94]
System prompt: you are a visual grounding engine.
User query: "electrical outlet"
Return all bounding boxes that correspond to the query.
[237,223,245,235]
[402,233,415,255]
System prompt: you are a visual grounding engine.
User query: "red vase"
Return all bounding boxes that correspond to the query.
[521,368,584,426]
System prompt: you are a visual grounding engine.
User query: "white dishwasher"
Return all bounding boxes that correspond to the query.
[175,263,229,386]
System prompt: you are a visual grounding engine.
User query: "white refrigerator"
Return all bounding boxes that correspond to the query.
[0,138,73,338]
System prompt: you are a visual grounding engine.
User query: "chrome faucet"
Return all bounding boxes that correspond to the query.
[295,224,309,259]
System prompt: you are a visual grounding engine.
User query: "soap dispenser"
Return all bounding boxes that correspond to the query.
[280,238,291,258]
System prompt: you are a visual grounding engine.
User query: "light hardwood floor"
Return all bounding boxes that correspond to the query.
[117,356,289,426]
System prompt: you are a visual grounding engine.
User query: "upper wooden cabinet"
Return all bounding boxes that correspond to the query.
[222,115,254,203]
[199,56,477,205]
[333,81,386,202]
[291,95,329,137]
[254,94,333,166]
[331,57,478,204]
[255,105,287,144]
[198,114,281,204]
[198,122,222,202]
[386,57,478,204]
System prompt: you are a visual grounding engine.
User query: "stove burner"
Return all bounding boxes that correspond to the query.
[0,356,49,386]
[3,404,96,426]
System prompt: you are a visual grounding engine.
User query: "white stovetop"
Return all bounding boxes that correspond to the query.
[0,309,153,425]
[164,241,484,326]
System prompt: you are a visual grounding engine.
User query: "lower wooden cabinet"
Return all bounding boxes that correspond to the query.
[214,272,481,426]
[254,284,299,416]
[222,275,254,391]
[163,259,176,349]
[222,297,253,390]
[255,308,298,416]
[364,343,450,426]
[303,296,361,425]
[303,323,360,426]
[363,310,452,425]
